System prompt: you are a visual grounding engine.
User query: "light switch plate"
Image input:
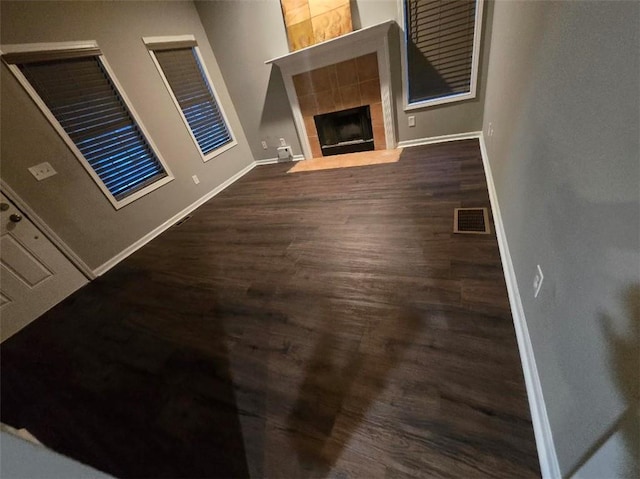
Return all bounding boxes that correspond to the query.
[28,162,57,181]
[192,175,200,184]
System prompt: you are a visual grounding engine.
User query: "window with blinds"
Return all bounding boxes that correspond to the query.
[146,38,234,160]
[3,45,171,208]
[403,0,483,107]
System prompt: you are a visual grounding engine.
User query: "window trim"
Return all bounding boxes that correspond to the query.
[142,35,237,162]
[1,40,174,210]
[397,0,484,111]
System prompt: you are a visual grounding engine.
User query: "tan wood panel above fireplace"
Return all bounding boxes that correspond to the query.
[292,53,385,158]
[281,0,353,51]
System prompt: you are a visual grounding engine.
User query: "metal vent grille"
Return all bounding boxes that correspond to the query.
[454,208,490,234]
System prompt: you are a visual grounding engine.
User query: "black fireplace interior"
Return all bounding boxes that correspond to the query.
[314,105,374,156]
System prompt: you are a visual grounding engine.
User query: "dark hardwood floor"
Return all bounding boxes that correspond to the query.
[0,140,541,478]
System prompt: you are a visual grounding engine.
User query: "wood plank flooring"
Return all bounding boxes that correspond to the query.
[0,140,541,478]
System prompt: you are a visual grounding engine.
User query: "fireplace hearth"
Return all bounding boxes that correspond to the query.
[314,105,374,156]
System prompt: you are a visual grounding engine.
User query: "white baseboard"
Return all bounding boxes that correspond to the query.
[93,161,257,276]
[396,131,481,148]
[254,154,305,166]
[478,134,561,479]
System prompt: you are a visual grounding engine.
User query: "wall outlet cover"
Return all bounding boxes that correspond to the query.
[533,264,544,298]
[261,140,268,150]
[28,162,57,181]
[192,175,200,185]
[279,138,287,147]
[408,116,416,127]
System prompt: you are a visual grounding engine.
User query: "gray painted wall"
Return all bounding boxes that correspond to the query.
[1,0,254,271]
[391,0,492,142]
[481,1,639,476]
[195,0,491,160]
[195,0,302,160]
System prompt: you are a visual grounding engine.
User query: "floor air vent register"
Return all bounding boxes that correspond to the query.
[454,207,490,234]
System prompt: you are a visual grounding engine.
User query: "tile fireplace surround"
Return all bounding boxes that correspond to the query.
[266,20,396,159]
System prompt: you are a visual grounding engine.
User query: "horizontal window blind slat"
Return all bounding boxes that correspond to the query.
[182,107,224,125]
[84,134,142,164]
[101,155,158,185]
[198,137,232,154]
[61,109,129,133]
[91,144,149,173]
[184,107,226,130]
[194,129,231,147]
[106,163,163,193]
[66,118,133,142]
[196,128,232,146]
[101,154,158,184]
[413,8,473,27]
[18,56,167,201]
[190,122,230,141]
[194,129,231,145]
[55,107,128,131]
[75,124,136,148]
[51,97,125,118]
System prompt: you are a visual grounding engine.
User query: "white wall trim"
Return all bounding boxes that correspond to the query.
[93,161,256,276]
[0,180,96,280]
[254,154,305,166]
[478,134,561,479]
[141,34,195,45]
[397,131,482,148]
[0,40,98,54]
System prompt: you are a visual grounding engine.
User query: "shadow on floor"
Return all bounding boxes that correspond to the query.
[0,263,249,479]
[287,307,422,476]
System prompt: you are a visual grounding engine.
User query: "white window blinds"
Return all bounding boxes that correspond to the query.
[152,47,233,157]
[15,55,168,202]
[405,0,481,105]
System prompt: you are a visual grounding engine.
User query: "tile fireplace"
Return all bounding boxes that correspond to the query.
[266,20,396,159]
[292,52,385,157]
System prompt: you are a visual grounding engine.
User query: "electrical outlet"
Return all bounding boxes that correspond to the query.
[533,264,544,298]
[408,116,416,127]
[192,175,200,185]
[28,162,57,181]
[279,138,287,147]
[261,140,268,150]
[488,122,494,137]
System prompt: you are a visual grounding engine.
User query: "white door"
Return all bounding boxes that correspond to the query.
[0,192,88,342]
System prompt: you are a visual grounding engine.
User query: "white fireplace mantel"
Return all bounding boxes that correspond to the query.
[265,20,397,159]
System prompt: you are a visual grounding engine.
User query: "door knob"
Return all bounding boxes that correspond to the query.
[9,213,22,223]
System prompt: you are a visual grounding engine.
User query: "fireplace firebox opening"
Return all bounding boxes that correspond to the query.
[313,105,374,157]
